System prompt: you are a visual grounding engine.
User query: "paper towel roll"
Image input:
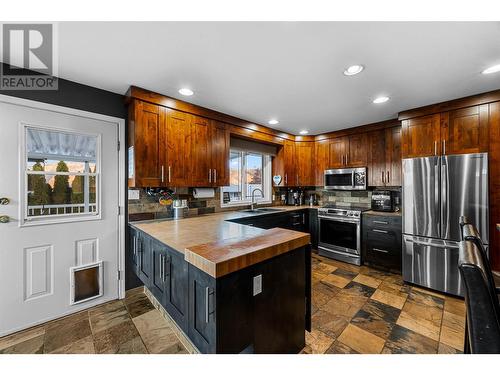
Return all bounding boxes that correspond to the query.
[193,188,215,199]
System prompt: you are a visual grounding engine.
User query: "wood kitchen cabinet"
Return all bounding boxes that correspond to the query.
[368,126,402,187]
[209,121,230,186]
[273,140,296,187]
[128,100,166,187]
[295,142,315,186]
[401,114,441,158]
[128,99,230,188]
[328,134,368,169]
[328,137,347,168]
[441,105,489,155]
[314,139,329,186]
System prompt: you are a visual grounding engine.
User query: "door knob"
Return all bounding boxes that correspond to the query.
[0,197,9,205]
[0,215,10,223]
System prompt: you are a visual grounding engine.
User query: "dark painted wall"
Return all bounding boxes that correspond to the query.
[1,63,142,291]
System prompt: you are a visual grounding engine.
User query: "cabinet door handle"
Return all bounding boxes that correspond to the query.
[296,174,299,185]
[372,229,389,234]
[434,141,438,156]
[372,248,389,254]
[386,171,390,184]
[133,236,137,255]
[214,169,217,184]
[373,220,389,225]
[161,165,164,183]
[205,287,215,323]
[345,154,348,166]
[208,168,212,183]
[285,174,288,185]
[160,254,164,282]
[443,140,446,154]
[168,166,172,183]
[381,171,385,184]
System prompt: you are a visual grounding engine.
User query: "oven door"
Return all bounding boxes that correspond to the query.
[318,216,360,255]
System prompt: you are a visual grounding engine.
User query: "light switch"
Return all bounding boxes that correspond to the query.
[128,189,140,200]
[253,274,262,296]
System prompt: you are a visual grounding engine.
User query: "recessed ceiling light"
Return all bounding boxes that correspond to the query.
[178,88,194,96]
[343,65,364,76]
[268,119,279,125]
[299,130,309,135]
[482,64,500,75]
[373,96,390,104]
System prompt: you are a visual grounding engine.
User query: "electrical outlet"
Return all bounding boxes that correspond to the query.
[253,274,262,296]
[128,189,140,200]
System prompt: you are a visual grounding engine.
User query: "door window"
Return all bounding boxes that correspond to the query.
[22,126,100,223]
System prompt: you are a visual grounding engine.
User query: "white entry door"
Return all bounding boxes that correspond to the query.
[0,96,125,336]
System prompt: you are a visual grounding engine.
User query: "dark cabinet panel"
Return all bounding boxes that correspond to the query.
[188,264,217,353]
[129,227,140,274]
[362,214,402,272]
[150,240,167,303]
[164,248,189,330]
[137,232,152,287]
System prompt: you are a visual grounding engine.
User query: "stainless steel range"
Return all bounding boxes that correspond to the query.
[317,204,370,265]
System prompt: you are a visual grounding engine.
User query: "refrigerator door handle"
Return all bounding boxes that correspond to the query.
[434,161,441,238]
[441,160,449,240]
[404,237,459,249]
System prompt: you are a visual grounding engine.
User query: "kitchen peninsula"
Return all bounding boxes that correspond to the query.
[129,208,312,353]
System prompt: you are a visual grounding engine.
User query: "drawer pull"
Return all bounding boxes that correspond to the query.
[205,287,215,323]
[372,229,389,234]
[372,248,389,254]
[373,220,389,225]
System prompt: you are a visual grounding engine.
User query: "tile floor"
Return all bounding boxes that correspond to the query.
[0,253,466,354]
[0,287,188,354]
[304,253,466,354]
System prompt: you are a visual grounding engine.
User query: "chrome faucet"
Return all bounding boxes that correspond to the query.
[250,188,264,211]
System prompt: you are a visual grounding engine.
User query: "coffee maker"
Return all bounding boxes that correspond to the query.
[285,189,303,206]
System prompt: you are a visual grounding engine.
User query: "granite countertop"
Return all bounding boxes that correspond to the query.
[130,206,312,277]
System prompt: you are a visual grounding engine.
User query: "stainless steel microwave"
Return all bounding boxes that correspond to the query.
[324,167,367,190]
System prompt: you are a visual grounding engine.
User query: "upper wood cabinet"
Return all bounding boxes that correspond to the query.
[402,106,489,158]
[128,100,230,188]
[368,126,402,187]
[166,109,191,186]
[314,139,330,186]
[328,134,367,169]
[441,105,489,155]
[295,142,315,186]
[401,114,441,158]
[128,100,166,187]
[273,140,315,187]
[346,133,368,167]
[189,115,211,187]
[328,137,347,168]
[210,121,230,187]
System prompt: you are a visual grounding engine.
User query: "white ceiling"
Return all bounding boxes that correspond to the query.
[56,22,500,134]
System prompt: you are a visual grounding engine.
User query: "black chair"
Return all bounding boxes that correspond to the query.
[458,240,500,353]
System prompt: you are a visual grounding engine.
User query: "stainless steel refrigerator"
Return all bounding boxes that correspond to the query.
[402,153,489,296]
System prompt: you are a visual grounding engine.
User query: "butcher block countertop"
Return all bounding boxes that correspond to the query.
[130,206,312,278]
[184,227,310,278]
